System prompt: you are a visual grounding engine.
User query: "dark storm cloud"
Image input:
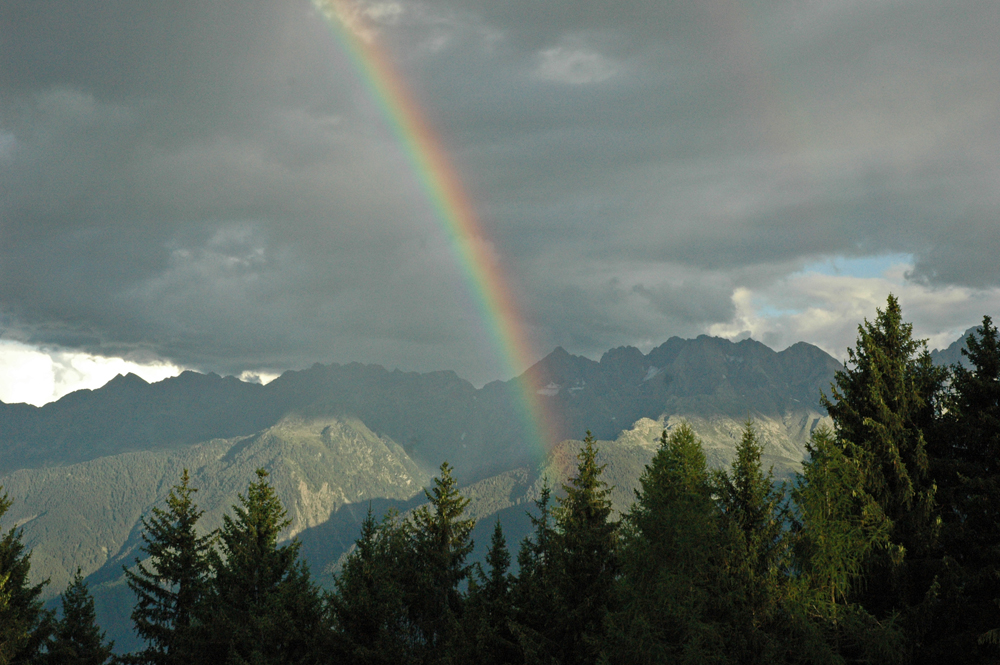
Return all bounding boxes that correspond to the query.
[909,207,1000,288]
[0,0,489,375]
[1,0,998,383]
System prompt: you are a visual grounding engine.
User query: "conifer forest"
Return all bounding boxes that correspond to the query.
[2,295,1000,664]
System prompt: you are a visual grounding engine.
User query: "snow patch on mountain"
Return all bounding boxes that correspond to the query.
[537,382,561,396]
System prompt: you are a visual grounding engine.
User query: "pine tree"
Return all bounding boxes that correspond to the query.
[509,482,560,664]
[406,461,475,661]
[821,295,946,616]
[466,520,518,665]
[0,489,51,665]
[43,569,113,665]
[714,421,785,577]
[124,469,212,665]
[789,427,902,664]
[478,520,513,620]
[924,316,1000,662]
[712,419,788,664]
[608,424,728,664]
[328,507,418,665]
[201,469,327,665]
[552,432,618,665]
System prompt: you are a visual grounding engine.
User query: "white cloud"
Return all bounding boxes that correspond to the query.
[534,46,617,85]
[0,342,183,406]
[708,257,1000,358]
[0,343,55,407]
[313,0,379,43]
[363,2,403,23]
[313,0,406,44]
[239,370,280,385]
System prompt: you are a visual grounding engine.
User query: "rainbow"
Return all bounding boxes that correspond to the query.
[312,0,556,460]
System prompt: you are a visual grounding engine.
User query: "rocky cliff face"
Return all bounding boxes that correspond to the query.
[930,326,978,369]
[1,417,429,598]
[525,335,840,446]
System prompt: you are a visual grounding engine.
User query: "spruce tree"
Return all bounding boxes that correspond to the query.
[43,569,113,665]
[0,489,51,665]
[552,432,618,665]
[712,419,788,664]
[509,482,560,664]
[608,424,728,664]
[125,469,212,665]
[479,520,512,611]
[201,468,327,665]
[714,421,785,576]
[925,316,1000,662]
[789,427,902,664]
[406,461,475,660]
[466,520,518,665]
[328,507,418,665]
[821,295,946,616]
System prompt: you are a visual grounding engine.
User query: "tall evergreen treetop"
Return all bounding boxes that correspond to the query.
[407,461,475,657]
[608,424,728,664]
[43,569,113,665]
[632,423,711,519]
[714,419,785,577]
[517,481,555,582]
[822,294,946,552]
[125,469,212,665]
[410,462,475,592]
[556,433,616,540]
[821,294,947,654]
[213,468,297,594]
[478,519,512,611]
[711,419,789,664]
[940,315,1000,475]
[944,315,1000,569]
[0,489,51,665]
[329,507,417,664]
[928,316,1000,661]
[203,468,327,665]
[467,519,518,665]
[510,481,560,664]
[553,432,618,665]
[627,423,720,589]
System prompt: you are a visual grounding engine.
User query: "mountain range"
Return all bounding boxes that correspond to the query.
[0,331,969,651]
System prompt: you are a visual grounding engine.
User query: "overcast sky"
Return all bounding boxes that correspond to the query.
[2,0,999,405]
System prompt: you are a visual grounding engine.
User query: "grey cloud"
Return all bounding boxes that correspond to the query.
[630,281,735,326]
[908,208,1000,288]
[1,0,998,385]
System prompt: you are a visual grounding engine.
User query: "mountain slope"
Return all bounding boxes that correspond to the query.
[525,336,840,444]
[2,417,428,597]
[931,326,978,368]
[0,334,851,651]
[0,335,843,481]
